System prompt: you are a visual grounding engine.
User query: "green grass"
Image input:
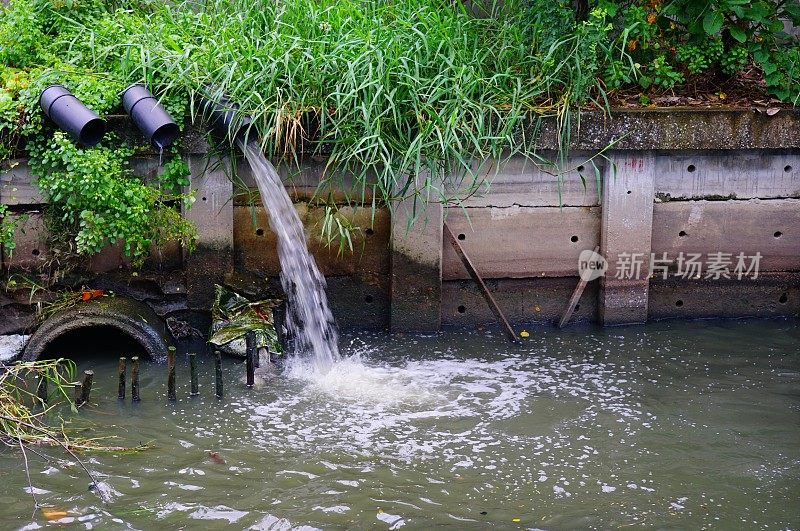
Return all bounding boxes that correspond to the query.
[0,0,621,250]
[45,0,589,209]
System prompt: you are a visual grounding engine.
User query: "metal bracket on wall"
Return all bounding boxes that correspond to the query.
[443,222,519,343]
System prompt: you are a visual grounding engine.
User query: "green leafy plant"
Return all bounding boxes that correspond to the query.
[0,204,22,256]
[648,55,685,88]
[676,40,723,75]
[28,132,196,266]
[661,0,800,101]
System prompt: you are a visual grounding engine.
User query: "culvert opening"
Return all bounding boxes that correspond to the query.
[40,325,149,362]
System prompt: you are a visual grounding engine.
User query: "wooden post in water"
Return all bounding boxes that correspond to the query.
[117,357,126,399]
[189,353,199,396]
[214,350,224,399]
[73,382,82,406]
[167,346,177,401]
[78,370,94,406]
[74,371,94,407]
[131,356,141,402]
[245,332,256,388]
[36,374,48,404]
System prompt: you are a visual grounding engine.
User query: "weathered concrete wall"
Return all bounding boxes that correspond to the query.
[1,110,799,335]
[438,149,798,328]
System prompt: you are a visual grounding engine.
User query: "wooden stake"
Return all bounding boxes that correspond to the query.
[214,350,224,399]
[131,356,141,402]
[167,346,177,401]
[117,357,126,400]
[36,375,48,404]
[558,245,600,329]
[245,332,256,388]
[73,382,82,406]
[189,353,199,396]
[78,370,94,406]
[443,223,519,343]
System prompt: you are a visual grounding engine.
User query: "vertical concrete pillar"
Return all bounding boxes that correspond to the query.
[184,155,234,310]
[390,177,443,333]
[599,152,656,325]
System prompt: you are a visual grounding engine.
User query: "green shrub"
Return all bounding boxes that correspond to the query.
[28,132,196,265]
[616,0,800,102]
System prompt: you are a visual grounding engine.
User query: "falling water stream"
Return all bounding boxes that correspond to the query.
[237,139,340,374]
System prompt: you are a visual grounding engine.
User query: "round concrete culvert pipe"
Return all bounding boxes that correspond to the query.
[39,85,107,146]
[22,296,173,362]
[198,88,253,143]
[122,84,180,150]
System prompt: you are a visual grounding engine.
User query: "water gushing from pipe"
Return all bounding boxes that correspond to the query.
[237,139,340,374]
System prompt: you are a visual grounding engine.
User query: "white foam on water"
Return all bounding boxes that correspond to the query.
[283,352,441,405]
[244,345,647,507]
[189,505,249,523]
[376,511,405,529]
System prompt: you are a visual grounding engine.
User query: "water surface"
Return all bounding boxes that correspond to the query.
[2,319,798,529]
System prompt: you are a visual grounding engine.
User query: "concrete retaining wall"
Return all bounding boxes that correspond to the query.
[1,109,798,334]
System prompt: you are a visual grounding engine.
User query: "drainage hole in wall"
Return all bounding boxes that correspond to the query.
[576,165,585,172]
[774,231,783,238]
[364,295,374,304]
[31,249,40,256]
[457,233,466,241]
[687,164,696,173]
[679,230,687,237]
[574,304,581,312]
[365,228,374,236]
[626,190,631,195]
[570,235,579,243]
[785,165,793,173]
[779,293,788,304]
[255,228,264,237]
[202,196,207,202]
[457,305,466,314]
[675,299,684,307]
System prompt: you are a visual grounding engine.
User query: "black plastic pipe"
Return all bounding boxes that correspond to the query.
[121,84,180,150]
[199,90,252,143]
[39,85,107,146]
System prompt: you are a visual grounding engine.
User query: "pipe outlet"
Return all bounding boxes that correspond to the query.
[39,85,107,146]
[122,84,180,150]
[199,90,252,143]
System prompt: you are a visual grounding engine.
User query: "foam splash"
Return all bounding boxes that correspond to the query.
[282,352,440,405]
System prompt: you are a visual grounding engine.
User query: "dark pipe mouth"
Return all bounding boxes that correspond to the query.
[79,118,107,147]
[122,84,180,149]
[151,122,181,150]
[199,90,253,143]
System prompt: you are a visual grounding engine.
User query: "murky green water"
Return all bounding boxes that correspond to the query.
[2,319,799,530]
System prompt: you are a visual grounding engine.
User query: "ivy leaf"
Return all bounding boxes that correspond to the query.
[752,49,769,63]
[768,19,785,33]
[729,26,747,43]
[702,11,724,35]
[761,62,778,75]
[786,3,800,24]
